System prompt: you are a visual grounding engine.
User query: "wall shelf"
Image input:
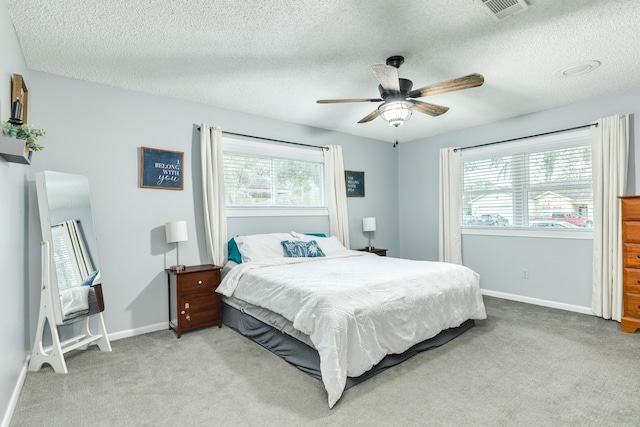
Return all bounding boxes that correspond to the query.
[0,135,31,164]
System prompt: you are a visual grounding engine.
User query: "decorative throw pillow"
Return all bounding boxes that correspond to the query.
[281,240,326,258]
[81,270,100,287]
[290,231,347,254]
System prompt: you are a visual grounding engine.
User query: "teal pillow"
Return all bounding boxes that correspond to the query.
[281,240,326,258]
[304,233,327,238]
[228,238,243,264]
[81,270,100,286]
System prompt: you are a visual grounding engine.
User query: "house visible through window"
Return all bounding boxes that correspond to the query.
[461,129,593,231]
[223,137,327,216]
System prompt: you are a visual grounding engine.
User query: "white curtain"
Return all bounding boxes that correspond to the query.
[201,124,228,266]
[324,145,350,248]
[438,147,462,264]
[592,114,629,321]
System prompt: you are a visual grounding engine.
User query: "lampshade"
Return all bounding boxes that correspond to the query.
[362,217,377,232]
[379,101,413,127]
[165,220,188,243]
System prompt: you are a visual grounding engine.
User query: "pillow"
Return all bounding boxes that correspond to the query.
[302,233,327,238]
[227,238,243,264]
[281,240,326,258]
[234,233,293,263]
[291,231,347,254]
[81,270,100,287]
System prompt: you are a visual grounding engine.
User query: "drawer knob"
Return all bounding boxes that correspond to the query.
[181,310,185,315]
[198,280,203,285]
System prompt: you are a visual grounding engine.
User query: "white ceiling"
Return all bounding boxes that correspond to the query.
[7,0,640,143]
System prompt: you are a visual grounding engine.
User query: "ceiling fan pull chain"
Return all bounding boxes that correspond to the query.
[393,126,398,148]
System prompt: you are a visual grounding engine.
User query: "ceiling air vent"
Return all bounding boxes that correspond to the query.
[478,0,529,21]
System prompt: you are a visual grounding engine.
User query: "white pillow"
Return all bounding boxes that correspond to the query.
[234,233,293,263]
[291,231,347,254]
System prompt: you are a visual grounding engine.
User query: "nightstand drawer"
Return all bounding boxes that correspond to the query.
[178,292,220,330]
[178,270,220,293]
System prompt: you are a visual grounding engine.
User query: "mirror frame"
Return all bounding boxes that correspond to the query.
[35,170,101,325]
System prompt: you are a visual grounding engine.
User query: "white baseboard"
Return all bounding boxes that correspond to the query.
[2,354,29,427]
[481,289,593,315]
[108,321,169,341]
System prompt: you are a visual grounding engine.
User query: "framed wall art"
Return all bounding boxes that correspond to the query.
[11,74,28,124]
[345,170,365,197]
[139,147,184,190]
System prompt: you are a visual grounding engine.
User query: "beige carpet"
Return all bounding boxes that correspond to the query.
[10,297,640,426]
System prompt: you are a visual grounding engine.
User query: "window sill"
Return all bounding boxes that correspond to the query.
[462,226,593,240]
[227,207,328,217]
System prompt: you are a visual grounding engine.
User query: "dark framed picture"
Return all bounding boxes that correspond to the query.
[139,147,184,190]
[345,170,365,197]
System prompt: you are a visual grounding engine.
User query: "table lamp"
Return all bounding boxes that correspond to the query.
[165,220,188,271]
[362,217,376,251]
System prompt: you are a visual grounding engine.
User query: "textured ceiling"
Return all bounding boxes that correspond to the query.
[6,0,640,143]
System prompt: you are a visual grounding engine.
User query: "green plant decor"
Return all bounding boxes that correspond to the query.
[1,121,48,151]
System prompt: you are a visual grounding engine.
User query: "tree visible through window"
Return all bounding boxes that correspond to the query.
[461,131,593,229]
[223,138,326,209]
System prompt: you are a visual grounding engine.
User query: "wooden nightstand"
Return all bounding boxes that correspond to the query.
[357,248,388,257]
[166,264,222,338]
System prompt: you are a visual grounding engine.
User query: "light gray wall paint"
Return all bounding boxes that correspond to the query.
[398,89,640,308]
[0,2,30,424]
[23,71,399,345]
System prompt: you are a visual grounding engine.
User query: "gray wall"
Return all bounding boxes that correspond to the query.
[23,71,399,342]
[0,1,30,424]
[398,90,639,308]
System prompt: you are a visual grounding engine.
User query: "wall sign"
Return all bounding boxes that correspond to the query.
[140,147,184,190]
[345,170,365,197]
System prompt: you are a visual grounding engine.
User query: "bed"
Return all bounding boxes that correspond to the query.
[217,232,486,408]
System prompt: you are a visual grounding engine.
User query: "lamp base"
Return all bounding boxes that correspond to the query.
[365,246,376,251]
[169,264,186,272]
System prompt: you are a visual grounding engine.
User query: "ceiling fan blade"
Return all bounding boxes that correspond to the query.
[408,73,484,98]
[408,100,450,117]
[358,109,381,124]
[371,64,400,94]
[317,98,382,104]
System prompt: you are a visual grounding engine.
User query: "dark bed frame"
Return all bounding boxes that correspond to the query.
[222,302,475,390]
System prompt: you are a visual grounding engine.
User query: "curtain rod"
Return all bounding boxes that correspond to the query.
[453,122,598,152]
[198,127,328,151]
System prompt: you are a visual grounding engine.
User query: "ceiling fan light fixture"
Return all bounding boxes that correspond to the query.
[379,101,413,127]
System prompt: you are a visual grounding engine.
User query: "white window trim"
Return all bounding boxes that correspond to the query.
[227,207,328,217]
[461,128,593,239]
[462,226,593,240]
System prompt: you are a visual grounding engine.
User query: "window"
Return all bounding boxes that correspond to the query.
[223,137,327,216]
[461,129,592,233]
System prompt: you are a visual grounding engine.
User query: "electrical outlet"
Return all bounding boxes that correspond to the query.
[522,268,529,279]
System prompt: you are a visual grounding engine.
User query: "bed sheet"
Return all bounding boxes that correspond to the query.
[217,251,486,408]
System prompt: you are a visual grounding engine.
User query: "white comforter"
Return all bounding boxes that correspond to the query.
[217,251,486,408]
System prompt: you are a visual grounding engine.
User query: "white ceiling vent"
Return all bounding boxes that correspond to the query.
[478,0,529,21]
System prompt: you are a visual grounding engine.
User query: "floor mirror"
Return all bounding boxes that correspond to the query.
[30,170,111,373]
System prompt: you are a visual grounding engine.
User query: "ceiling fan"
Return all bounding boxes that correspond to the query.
[317,56,485,128]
